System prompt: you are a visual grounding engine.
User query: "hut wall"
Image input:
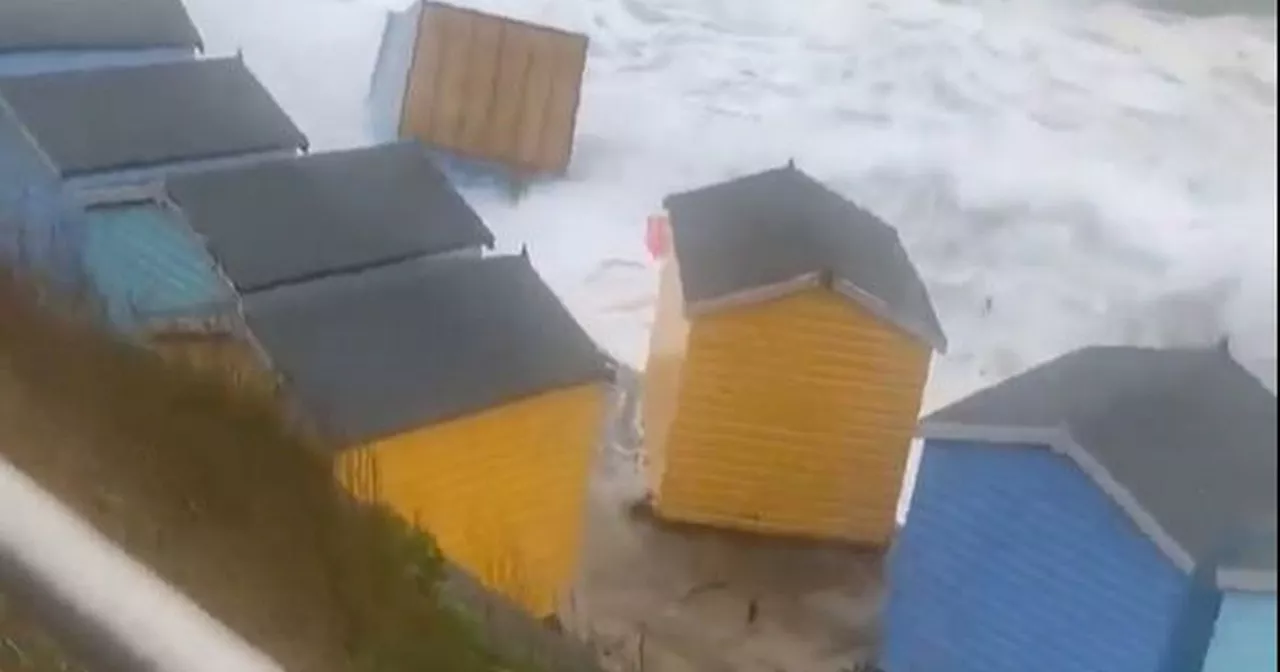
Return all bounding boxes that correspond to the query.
[343,383,606,617]
[652,288,930,545]
[641,256,689,495]
[398,2,588,176]
[0,96,73,280]
[79,202,231,331]
[367,4,420,143]
[1203,591,1277,672]
[881,439,1195,672]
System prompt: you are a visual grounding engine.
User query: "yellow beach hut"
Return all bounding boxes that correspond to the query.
[643,163,947,548]
[368,1,590,177]
[243,254,615,617]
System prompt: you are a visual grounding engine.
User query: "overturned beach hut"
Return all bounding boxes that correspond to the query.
[78,141,492,368]
[368,1,589,177]
[643,163,946,547]
[883,344,1277,672]
[0,57,307,282]
[0,0,202,77]
[244,255,614,617]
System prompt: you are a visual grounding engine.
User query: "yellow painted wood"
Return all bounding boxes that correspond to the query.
[339,384,605,617]
[641,258,688,492]
[651,288,930,546]
[401,2,589,175]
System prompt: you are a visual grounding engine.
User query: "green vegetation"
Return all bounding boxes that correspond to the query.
[0,267,540,672]
[0,592,84,672]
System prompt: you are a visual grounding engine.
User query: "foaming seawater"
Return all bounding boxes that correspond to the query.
[186,0,1276,402]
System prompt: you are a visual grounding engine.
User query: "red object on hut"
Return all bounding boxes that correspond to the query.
[645,213,671,260]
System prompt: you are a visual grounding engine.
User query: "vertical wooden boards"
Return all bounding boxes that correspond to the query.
[486,25,535,164]
[399,2,589,176]
[456,17,502,152]
[399,4,444,140]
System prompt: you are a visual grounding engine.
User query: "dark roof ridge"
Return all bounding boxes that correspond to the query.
[661,163,947,352]
[0,57,308,176]
[918,344,1278,592]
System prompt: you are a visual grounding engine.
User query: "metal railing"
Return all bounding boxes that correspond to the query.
[0,546,157,672]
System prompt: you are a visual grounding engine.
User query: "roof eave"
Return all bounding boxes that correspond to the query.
[830,278,947,354]
[683,272,822,319]
[1216,568,1277,593]
[917,421,1199,579]
[682,272,947,354]
[59,142,309,182]
[0,40,202,55]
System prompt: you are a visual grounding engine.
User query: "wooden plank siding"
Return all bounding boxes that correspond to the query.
[651,289,931,546]
[399,2,589,176]
[339,383,606,617]
[882,441,1193,672]
[642,257,689,492]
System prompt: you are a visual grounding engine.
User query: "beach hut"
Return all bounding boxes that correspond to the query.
[78,141,493,334]
[1202,518,1278,672]
[243,254,615,617]
[0,57,307,283]
[642,164,946,547]
[881,344,1277,672]
[0,0,202,77]
[367,1,589,178]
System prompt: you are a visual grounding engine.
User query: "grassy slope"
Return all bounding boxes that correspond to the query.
[0,591,84,672]
[0,268,534,672]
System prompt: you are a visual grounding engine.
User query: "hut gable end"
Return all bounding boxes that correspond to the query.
[660,288,932,543]
[662,164,947,353]
[919,345,1279,592]
[883,437,1196,672]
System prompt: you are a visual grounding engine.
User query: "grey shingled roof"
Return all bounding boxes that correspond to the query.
[0,0,202,54]
[165,141,494,294]
[663,164,946,352]
[920,344,1278,590]
[0,58,307,177]
[243,255,614,445]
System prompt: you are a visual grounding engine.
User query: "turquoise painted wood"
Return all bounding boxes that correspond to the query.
[80,203,230,330]
[1203,592,1277,672]
[881,439,1199,672]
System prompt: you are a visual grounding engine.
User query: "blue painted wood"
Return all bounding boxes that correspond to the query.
[1158,563,1222,672]
[881,439,1197,672]
[1203,592,1277,672]
[80,203,229,330]
[0,97,79,282]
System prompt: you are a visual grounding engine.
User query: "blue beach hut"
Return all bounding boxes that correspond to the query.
[0,57,307,284]
[881,343,1276,672]
[79,142,493,332]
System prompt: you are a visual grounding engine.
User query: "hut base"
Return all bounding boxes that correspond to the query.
[426,150,551,204]
[635,493,895,555]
